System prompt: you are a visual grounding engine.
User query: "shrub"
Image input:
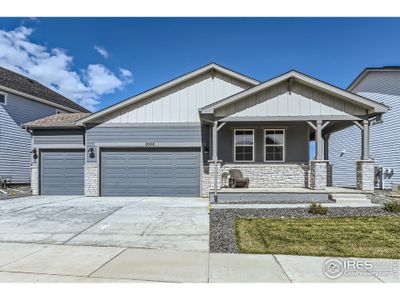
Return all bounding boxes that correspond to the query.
[383,201,400,213]
[308,202,328,215]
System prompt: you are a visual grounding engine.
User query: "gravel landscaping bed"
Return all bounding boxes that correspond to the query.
[368,190,400,205]
[210,206,400,253]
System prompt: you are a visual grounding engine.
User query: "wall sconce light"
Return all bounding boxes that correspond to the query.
[88,147,95,159]
[32,149,38,160]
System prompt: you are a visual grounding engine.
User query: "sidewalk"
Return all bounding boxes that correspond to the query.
[0,242,397,283]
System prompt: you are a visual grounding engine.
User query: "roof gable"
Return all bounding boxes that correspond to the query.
[348,67,400,91]
[215,80,367,121]
[76,63,260,125]
[200,70,389,116]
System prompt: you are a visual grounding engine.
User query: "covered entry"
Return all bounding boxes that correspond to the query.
[40,149,85,195]
[100,148,201,196]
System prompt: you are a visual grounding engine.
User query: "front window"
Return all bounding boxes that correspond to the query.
[265,129,285,162]
[234,129,254,162]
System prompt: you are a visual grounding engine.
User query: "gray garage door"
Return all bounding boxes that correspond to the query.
[40,149,85,195]
[100,148,200,197]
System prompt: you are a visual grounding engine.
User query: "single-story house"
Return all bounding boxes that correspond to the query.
[24,63,388,198]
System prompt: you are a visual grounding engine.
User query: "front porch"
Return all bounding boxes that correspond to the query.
[198,71,387,201]
[209,186,372,204]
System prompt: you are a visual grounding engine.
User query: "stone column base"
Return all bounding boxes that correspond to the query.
[310,160,328,190]
[201,160,222,197]
[31,164,39,195]
[84,163,99,196]
[356,160,375,191]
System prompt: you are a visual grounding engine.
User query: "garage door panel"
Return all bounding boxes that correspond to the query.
[101,148,200,197]
[41,150,84,195]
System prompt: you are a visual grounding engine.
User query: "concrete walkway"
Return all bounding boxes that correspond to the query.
[0,242,398,283]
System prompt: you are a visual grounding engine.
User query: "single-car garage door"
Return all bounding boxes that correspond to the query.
[40,149,85,195]
[100,148,200,197]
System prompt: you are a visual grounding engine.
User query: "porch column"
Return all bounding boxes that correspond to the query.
[356,120,374,191]
[362,120,370,160]
[307,120,328,190]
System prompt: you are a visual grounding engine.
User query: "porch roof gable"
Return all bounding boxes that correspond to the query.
[199,70,389,116]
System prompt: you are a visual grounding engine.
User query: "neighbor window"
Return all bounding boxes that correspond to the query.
[0,92,6,105]
[234,129,254,162]
[264,129,285,162]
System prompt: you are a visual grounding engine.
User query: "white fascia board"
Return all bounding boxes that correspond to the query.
[0,85,82,113]
[76,63,260,126]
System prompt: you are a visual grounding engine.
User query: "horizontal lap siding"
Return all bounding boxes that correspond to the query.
[33,129,84,145]
[330,71,400,189]
[86,125,202,162]
[0,92,58,183]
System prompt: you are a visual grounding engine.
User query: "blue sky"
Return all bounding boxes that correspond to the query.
[1,17,400,112]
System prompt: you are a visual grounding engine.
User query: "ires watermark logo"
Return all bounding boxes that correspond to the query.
[323,258,399,279]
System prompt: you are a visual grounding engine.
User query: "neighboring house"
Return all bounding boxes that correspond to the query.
[0,67,89,184]
[330,67,400,190]
[24,63,388,197]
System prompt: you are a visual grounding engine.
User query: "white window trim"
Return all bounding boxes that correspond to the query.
[233,129,255,163]
[0,91,7,105]
[264,128,286,162]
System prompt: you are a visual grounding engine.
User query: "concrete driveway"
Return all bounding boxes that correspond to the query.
[0,195,209,252]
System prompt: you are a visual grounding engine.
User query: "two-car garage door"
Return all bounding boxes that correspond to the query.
[100,148,200,197]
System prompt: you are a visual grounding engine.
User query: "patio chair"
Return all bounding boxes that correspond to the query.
[228,169,249,188]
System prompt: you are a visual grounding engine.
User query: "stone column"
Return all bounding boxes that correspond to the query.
[31,164,39,195]
[84,163,99,196]
[310,160,328,190]
[356,160,375,191]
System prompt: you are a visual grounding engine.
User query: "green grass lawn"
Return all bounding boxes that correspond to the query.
[235,216,400,259]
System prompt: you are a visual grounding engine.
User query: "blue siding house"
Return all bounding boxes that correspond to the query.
[330,67,400,189]
[0,67,89,184]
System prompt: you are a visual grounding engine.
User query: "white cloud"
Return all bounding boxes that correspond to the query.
[0,26,132,111]
[94,45,108,59]
[119,67,133,78]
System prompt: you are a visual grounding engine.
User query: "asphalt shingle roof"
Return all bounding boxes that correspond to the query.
[0,66,89,113]
[23,113,91,128]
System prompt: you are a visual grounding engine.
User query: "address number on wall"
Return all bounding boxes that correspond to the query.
[145,142,155,147]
